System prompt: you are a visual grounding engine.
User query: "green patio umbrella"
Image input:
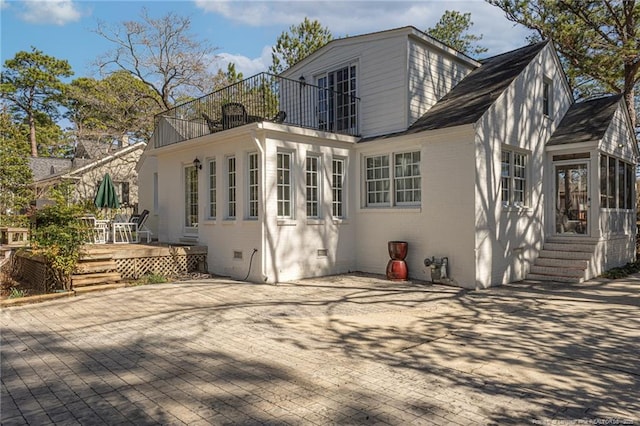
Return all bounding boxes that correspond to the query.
[94,173,120,210]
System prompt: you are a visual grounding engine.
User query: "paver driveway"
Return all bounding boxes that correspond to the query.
[1,274,639,425]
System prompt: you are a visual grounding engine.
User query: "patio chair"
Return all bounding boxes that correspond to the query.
[222,102,249,129]
[272,111,287,123]
[202,112,222,133]
[79,216,108,244]
[133,209,152,243]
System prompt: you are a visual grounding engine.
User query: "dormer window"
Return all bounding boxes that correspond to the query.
[543,77,552,117]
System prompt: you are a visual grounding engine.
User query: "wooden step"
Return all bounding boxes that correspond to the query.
[74,283,126,294]
[74,260,118,274]
[72,272,122,287]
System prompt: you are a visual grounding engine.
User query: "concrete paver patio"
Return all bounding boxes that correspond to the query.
[1,273,639,425]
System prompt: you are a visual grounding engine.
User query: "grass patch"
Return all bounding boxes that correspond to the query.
[8,287,26,299]
[129,273,168,286]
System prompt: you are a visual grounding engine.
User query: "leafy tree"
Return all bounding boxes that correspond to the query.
[94,7,218,110]
[269,18,333,74]
[488,0,640,129]
[427,10,488,57]
[66,71,162,143]
[0,109,33,222]
[0,47,73,157]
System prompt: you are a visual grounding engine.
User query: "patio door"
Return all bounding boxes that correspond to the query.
[555,163,589,235]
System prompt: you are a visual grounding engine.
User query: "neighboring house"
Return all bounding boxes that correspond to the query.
[31,139,146,214]
[139,26,637,288]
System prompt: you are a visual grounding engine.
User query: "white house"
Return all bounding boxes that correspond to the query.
[139,26,637,288]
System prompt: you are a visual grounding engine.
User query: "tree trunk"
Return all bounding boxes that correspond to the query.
[28,112,37,157]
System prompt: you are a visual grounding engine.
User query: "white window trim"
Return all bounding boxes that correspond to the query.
[306,153,322,219]
[247,152,259,220]
[207,158,216,221]
[363,151,421,208]
[543,77,552,117]
[332,156,346,219]
[393,151,421,207]
[225,155,236,220]
[277,150,294,220]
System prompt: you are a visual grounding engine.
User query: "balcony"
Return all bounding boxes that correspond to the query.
[153,73,360,148]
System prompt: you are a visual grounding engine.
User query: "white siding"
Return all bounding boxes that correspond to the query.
[473,43,573,288]
[283,29,475,139]
[354,126,477,287]
[407,38,474,126]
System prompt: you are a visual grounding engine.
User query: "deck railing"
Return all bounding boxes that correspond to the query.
[153,72,360,148]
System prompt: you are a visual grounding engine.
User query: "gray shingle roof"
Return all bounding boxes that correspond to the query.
[29,157,72,181]
[546,95,622,146]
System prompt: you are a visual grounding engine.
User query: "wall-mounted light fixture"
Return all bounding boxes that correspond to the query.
[299,75,306,86]
[193,157,202,170]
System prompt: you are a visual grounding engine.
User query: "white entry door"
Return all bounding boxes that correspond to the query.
[555,163,589,235]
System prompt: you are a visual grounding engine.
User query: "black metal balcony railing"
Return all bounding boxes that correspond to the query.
[153,72,360,148]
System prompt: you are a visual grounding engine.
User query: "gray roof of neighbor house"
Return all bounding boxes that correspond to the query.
[29,157,72,181]
[74,139,116,159]
[361,41,549,142]
[546,95,623,146]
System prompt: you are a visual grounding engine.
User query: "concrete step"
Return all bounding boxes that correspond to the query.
[526,273,584,283]
[543,242,596,253]
[534,257,589,269]
[529,265,585,278]
[74,260,118,274]
[538,249,592,260]
[72,272,122,287]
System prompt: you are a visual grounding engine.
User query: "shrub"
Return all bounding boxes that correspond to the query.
[601,261,640,279]
[30,200,86,291]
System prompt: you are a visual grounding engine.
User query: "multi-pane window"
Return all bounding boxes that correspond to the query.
[394,152,421,205]
[364,152,421,207]
[332,158,345,218]
[501,148,528,207]
[600,154,634,209]
[184,166,198,228]
[317,64,357,133]
[277,152,292,218]
[248,152,259,219]
[208,159,216,219]
[365,155,390,206]
[227,156,236,219]
[306,155,320,218]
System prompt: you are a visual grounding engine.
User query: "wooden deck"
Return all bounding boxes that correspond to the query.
[13,243,208,291]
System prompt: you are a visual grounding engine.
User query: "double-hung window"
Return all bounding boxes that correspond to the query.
[394,152,421,205]
[306,154,321,218]
[332,158,346,218]
[317,64,357,133]
[226,156,236,219]
[277,151,293,218]
[208,159,216,219]
[248,152,259,219]
[364,151,421,207]
[501,148,528,208]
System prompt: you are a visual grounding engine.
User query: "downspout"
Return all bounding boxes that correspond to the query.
[251,129,268,283]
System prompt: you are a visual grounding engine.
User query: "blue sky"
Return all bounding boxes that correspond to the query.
[1,0,533,81]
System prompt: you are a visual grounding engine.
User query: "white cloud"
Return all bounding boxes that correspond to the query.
[19,0,82,26]
[195,0,534,56]
[214,45,273,77]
